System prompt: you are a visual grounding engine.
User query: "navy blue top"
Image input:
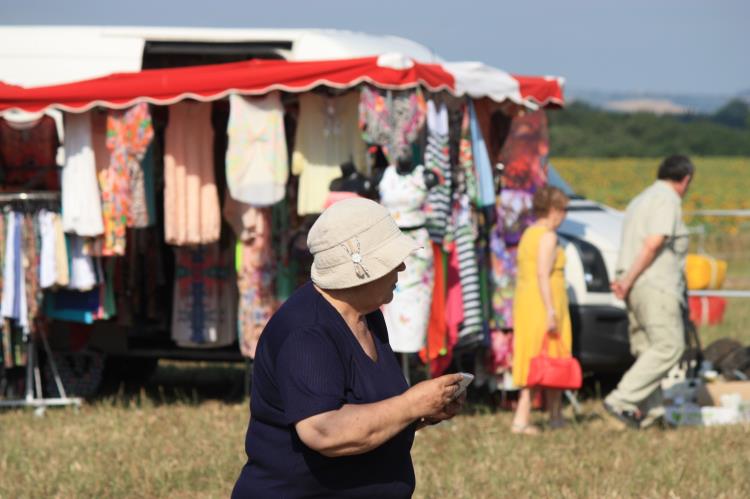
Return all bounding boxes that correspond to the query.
[232,282,416,499]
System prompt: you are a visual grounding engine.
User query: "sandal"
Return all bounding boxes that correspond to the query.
[510,423,542,435]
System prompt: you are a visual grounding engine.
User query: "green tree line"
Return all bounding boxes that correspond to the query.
[548,99,750,157]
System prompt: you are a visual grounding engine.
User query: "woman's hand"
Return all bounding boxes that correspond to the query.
[414,386,467,430]
[405,373,464,421]
[546,309,558,334]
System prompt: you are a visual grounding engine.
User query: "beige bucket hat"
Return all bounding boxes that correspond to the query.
[308,198,420,290]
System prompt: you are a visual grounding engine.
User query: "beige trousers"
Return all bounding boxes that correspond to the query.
[605,285,686,415]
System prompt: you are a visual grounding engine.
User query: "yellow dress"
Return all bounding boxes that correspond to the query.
[512,224,573,387]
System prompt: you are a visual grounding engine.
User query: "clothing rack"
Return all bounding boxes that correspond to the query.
[0,191,82,412]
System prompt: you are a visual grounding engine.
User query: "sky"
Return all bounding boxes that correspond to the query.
[2,0,748,96]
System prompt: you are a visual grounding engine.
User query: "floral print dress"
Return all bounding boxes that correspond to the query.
[378,164,434,353]
[98,103,154,255]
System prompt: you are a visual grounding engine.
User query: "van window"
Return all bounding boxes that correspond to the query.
[142,41,290,69]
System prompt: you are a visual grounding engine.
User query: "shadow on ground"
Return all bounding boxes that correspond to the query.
[97,360,249,405]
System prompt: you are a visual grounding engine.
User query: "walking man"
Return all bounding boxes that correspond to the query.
[604,155,694,429]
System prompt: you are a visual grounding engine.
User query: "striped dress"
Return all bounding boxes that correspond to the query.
[424,100,452,244]
[453,195,484,341]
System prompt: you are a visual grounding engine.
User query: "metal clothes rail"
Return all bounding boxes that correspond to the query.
[0,191,82,413]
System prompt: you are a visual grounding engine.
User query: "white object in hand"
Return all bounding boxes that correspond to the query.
[451,372,475,400]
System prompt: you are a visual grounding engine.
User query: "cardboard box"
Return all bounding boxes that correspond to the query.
[696,381,750,407]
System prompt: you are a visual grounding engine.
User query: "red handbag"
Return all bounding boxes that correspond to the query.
[526,334,582,390]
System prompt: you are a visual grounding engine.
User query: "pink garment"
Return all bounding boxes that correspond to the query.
[322,190,360,209]
[444,241,464,350]
[488,330,513,374]
[164,101,220,246]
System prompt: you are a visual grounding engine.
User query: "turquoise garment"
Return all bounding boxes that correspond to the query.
[469,101,496,207]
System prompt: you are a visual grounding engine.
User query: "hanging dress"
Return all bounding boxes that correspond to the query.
[164,101,220,246]
[97,103,154,255]
[226,92,288,206]
[61,112,104,237]
[292,92,368,216]
[423,99,451,244]
[223,195,276,358]
[171,242,236,348]
[358,86,427,163]
[378,164,434,353]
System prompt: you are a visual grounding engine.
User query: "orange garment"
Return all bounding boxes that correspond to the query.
[426,241,463,377]
[164,101,220,246]
[420,242,447,375]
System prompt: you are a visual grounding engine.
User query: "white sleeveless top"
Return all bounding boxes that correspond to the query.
[377,164,428,228]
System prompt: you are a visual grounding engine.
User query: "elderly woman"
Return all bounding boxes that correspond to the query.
[232,198,465,498]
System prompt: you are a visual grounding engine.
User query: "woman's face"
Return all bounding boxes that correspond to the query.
[359,261,406,312]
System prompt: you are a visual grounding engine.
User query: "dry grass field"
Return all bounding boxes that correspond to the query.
[1,158,748,498]
[1,362,750,499]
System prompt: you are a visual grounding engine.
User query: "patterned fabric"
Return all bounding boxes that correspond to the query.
[453,196,483,340]
[22,214,41,330]
[496,189,534,246]
[222,196,277,358]
[236,214,276,358]
[424,100,452,244]
[378,164,428,228]
[379,164,434,353]
[226,92,288,206]
[458,106,480,207]
[489,236,517,329]
[490,189,534,329]
[97,103,154,255]
[358,86,427,163]
[498,110,549,191]
[382,227,434,353]
[0,116,60,190]
[171,243,236,348]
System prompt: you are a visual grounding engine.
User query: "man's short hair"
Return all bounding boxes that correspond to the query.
[657,155,695,181]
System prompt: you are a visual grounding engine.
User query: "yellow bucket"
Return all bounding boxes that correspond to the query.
[685,254,727,290]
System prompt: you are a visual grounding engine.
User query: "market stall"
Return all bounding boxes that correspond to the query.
[0,54,564,403]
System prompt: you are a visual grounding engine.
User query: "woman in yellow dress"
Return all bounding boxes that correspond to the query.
[510,186,571,435]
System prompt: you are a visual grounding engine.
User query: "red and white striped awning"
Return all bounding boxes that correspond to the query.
[0,55,563,115]
[445,61,564,109]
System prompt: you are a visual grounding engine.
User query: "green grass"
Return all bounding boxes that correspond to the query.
[1,363,750,498]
